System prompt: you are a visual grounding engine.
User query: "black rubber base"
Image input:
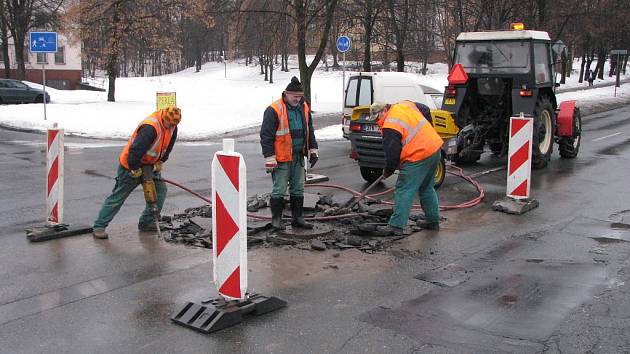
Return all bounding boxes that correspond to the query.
[26,224,93,242]
[171,293,287,334]
[492,198,539,215]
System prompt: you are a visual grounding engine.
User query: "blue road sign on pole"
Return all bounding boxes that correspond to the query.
[29,32,58,53]
[336,36,351,53]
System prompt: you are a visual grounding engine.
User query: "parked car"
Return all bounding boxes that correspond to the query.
[0,79,51,104]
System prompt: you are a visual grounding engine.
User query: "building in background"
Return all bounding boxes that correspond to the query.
[0,32,81,90]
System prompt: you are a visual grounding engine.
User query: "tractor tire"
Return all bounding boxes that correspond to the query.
[434,154,446,189]
[360,166,383,183]
[559,107,581,158]
[532,97,555,169]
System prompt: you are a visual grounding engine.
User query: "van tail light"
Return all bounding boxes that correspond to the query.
[519,89,533,97]
[445,85,457,98]
[349,122,362,132]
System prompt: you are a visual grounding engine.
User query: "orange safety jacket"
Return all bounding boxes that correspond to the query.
[119,112,175,169]
[378,101,443,164]
[269,99,311,162]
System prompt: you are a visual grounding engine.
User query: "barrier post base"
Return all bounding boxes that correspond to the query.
[492,197,539,215]
[26,223,93,242]
[171,293,287,334]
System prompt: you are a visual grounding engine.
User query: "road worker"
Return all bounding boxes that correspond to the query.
[92,107,181,239]
[369,101,443,235]
[260,77,319,230]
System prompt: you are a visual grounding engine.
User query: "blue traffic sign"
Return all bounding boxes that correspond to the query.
[336,36,351,53]
[30,32,57,53]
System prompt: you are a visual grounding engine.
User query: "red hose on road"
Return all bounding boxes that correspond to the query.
[160,164,484,221]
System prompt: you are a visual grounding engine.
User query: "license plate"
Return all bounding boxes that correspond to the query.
[363,124,380,133]
[444,98,456,105]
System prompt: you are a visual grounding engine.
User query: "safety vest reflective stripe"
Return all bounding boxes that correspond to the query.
[144,117,163,158]
[273,102,290,136]
[384,116,429,146]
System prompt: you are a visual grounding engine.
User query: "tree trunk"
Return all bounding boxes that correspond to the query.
[362,25,372,72]
[578,53,585,83]
[1,32,9,78]
[14,32,26,80]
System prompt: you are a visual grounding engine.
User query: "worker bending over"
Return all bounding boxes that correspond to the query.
[369,101,443,236]
[92,107,181,239]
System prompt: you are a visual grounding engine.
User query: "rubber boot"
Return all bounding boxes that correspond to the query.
[270,197,286,231]
[290,196,313,229]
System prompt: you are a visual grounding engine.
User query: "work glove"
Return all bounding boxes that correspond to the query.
[129,168,142,178]
[153,161,163,173]
[382,168,395,179]
[309,149,318,168]
[265,156,278,173]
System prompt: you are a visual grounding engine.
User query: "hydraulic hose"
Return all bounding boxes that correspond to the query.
[159,164,485,221]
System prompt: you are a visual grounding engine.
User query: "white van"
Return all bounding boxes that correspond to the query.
[341,72,443,139]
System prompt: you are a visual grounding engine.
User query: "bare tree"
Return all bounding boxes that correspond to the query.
[291,0,338,105]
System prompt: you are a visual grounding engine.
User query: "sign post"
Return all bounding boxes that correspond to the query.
[336,36,351,102]
[610,50,627,96]
[29,32,57,121]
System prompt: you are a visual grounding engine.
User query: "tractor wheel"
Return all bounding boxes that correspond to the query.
[532,97,555,169]
[434,154,446,189]
[559,107,581,158]
[360,166,383,183]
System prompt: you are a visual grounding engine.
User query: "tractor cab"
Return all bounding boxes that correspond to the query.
[441,24,580,168]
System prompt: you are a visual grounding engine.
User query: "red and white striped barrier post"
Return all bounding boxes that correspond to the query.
[507,113,533,199]
[493,113,539,214]
[47,123,64,225]
[171,138,286,333]
[211,138,247,300]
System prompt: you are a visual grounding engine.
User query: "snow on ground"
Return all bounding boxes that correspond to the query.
[0,58,627,142]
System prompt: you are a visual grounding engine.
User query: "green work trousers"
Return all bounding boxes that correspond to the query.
[271,155,305,199]
[93,164,166,229]
[389,151,441,229]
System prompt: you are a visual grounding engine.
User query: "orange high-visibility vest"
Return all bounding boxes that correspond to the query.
[378,101,443,164]
[119,111,175,169]
[269,99,311,162]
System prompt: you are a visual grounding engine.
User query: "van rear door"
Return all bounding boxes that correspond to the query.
[343,75,373,138]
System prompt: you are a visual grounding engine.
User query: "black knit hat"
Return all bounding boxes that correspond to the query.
[285,76,304,93]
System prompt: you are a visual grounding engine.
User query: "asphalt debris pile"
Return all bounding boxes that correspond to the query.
[160,192,435,253]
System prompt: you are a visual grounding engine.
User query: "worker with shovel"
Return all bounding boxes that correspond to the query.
[260,77,319,231]
[92,107,182,239]
[369,101,443,235]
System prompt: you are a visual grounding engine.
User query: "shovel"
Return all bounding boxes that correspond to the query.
[344,174,385,210]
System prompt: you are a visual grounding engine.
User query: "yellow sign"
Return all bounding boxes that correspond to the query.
[156,92,177,110]
[444,98,456,105]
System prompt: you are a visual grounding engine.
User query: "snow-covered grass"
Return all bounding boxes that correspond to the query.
[0,57,627,141]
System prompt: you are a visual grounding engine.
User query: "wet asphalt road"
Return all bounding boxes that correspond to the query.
[0,104,630,353]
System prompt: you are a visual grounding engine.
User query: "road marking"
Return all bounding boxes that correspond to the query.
[592,132,623,142]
